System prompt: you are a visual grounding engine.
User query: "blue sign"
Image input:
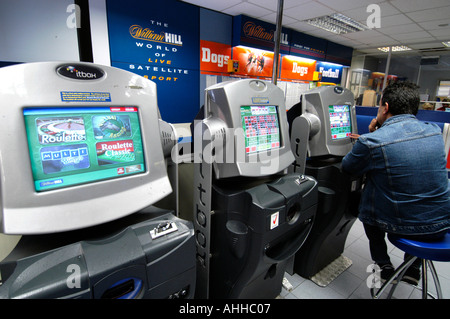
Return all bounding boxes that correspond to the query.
[232,15,291,54]
[290,31,326,61]
[106,0,200,123]
[112,62,200,124]
[317,62,343,84]
[107,0,199,69]
[325,41,353,66]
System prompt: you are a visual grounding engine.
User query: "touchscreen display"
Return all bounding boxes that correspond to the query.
[24,106,145,191]
[328,105,352,140]
[240,105,281,154]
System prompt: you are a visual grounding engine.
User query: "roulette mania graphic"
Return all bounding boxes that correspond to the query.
[93,115,132,139]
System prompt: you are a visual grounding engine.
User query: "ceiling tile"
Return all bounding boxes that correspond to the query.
[343,2,401,24]
[390,0,450,13]
[316,0,384,12]
[283,1,334,20]
[402,38,438,45]
[247,0,277,12]
[433,35,450,41]
[341,29,383,40]
[343,7,374,24]
[406,6,450,22]
[259,13,298,26]
[379,14,414,28]
[418,19,450,31]
[352,43,371,50]
[356,35,400,46]
[248,0,312,11]
[372,2,402,17]
[181,0,242,12]
[301,28,334,39]
[356,48,384,54]
[222,2,272,18]
[428,28,450,40]
[409,42,447,49]
[284,0,314,10]
[390,31,433,41]
[329,35,363,46]
[285,20,318,32]
[378,23,423,35]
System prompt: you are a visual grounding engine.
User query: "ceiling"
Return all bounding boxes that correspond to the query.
[181,0,450,57]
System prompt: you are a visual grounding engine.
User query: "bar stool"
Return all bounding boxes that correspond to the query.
[371,230,450,299]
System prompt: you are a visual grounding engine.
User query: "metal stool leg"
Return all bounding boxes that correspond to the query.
[372,256,416,299]
[428,260,442,299]
[386,255,416,299]
[386,264,409,299]
[422,259,428,299]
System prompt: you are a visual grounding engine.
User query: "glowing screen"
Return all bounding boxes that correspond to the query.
[240,105,280,154]
[328,105,352,140]
[24,107,146,191]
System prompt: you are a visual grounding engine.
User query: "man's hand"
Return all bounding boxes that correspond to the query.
[369,118,381,132]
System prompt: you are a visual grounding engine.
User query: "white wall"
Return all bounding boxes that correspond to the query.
[89,0,110,65]
[0,0,79,62]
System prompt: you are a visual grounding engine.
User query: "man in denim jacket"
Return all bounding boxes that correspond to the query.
[342,82,450,284]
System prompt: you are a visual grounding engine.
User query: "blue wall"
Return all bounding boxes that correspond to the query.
[356,106,450,135]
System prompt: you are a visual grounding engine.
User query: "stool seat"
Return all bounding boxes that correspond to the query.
[388,230,450,262]
[372,230,450,299]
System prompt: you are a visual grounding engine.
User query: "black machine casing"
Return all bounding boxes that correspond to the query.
[208,173,317,299]
[293,159,362,278]
[0,211,196,299]
[287,86,363,282]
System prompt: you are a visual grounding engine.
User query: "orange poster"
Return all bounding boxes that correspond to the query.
[200,40,232,74]
[280,56,316,81]
[232,46,275,78]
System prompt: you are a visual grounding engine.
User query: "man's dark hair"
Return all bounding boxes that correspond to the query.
[381,81,420,115]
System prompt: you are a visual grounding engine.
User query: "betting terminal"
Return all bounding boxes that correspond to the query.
[192,79,318,298]
[0,62,196,299]
[287,86,364,286]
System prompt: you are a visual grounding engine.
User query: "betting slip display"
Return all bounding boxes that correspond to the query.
[240,105,281,154]
[328,105,352,140]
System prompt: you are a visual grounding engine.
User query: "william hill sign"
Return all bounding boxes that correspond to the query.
[233,15,353,67]
[233,15,290,54]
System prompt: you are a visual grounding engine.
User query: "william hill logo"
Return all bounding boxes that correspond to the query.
[242,21,288,45]
[129,25,183,46]
[243,21,273,41]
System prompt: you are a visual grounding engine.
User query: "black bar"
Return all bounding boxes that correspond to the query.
[75,0,93,62]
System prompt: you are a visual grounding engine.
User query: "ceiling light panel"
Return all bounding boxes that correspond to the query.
[304,13,368,35]
[377,45,412,52]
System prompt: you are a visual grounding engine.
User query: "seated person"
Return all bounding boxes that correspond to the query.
[421,102,434,110]
[342,82,450,285]
[436,98,450,111]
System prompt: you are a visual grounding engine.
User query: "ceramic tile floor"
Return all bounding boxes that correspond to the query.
[280,219,450,299]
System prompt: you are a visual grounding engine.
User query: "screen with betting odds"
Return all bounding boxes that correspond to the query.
[240,105,281,154]
[328,105,352,140]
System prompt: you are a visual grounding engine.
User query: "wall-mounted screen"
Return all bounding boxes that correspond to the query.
[328,105,352,140]
[24,106,146,192]
[240,105,281,154]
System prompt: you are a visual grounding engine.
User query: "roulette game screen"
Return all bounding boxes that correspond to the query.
[328,104,352,140]
[24,106,146,192]
[240,105,281,154]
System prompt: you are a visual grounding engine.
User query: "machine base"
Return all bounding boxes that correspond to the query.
[0,210,196,299]
[310,255,352,287]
